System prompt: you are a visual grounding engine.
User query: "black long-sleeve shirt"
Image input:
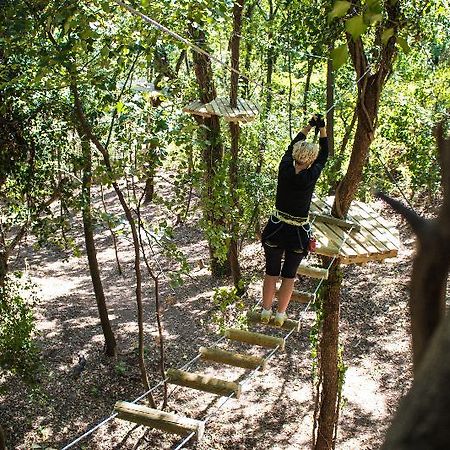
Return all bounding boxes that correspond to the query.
[275,131,329,218]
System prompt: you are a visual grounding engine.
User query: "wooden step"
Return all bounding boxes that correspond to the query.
[114,401,204,441]
[166,368,241,398]
[276,289,315,304]
[297,263,329,280]
[199,346,266,371]
[246,310,299,332]
[224,328,285,351]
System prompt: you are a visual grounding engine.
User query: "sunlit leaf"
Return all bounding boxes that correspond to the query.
[330,44,349,70]
[365,12,383,24]
[397,36,410,54]
[328,1,351,21]
[381,28,394,45]
[345,15,368,40]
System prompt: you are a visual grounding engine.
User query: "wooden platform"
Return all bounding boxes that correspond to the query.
[183,97,259,123]
[310,196,400,264]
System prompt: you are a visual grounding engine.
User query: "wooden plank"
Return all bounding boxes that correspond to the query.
[199,346,266,371]
[355,201,400,248]
[350,202,399,251]
[313,221,361,257]
[205,97,258,122]
[297,263,329,280]
[247,310,299,331]
[277,289,315,304]
[312,196,398,261]
[322,221,370,257]
[224,328,285,350]
[166,368,241,398]
[115,401,204,441]
[182,100,212,118]
[314,241,341,258]
[311,196,332,215]
[310,212,361,231]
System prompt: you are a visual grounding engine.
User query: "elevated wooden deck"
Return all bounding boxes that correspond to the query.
[183,97,259,123]
[310,196,400,264]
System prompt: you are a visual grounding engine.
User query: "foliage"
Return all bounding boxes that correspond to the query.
[211,285,246,332]
[0,272,40,382]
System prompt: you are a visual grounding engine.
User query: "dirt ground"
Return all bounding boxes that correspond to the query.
[0,186,421,450]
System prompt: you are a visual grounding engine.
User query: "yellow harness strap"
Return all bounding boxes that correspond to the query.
[273,209,310,227]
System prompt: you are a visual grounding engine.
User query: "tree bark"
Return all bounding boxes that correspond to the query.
[314,4,400,448]
[0,423,5,450]
[314,260,341,450]
[303,58,315,115]
[188,25,230,277]
[228,0,244,291]
[79,132,117,357]
[326,47,335,157]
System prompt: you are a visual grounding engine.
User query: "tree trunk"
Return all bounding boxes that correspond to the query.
[303,58,315,115]
[314,260,341,450]
[0,252,7,291]
[228,0,244,291]
[379,125,450,448]
[314,6,400,447]
[188,25,230,277]
[143,175,155,204]
[79,133,117,357]
[72,83,155,403]
[0,423,5,450]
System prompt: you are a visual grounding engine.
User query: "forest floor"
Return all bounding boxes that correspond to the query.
[1,183,435,450]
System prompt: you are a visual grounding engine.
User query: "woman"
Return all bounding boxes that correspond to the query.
[260,115,328,326]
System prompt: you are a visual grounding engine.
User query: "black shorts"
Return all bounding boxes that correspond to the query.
[261,216,310,278]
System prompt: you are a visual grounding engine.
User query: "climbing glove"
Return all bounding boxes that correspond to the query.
[308,116,317,127]
[316,115,325,128]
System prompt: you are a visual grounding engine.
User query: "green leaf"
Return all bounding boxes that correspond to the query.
[116,101,125,113]
[328,1,351,21]
[365,12,383,24]
[345,15,368,40]
[330,44,349,70]
[366,0,382,13]
[396,36,410,54]
[381,28,394,45]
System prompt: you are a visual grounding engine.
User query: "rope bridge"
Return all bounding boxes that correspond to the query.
[61,199,398,449]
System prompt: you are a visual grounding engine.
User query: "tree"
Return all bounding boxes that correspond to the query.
[79,131,117,357]
[314,1,406,448]
[379,122,450,449]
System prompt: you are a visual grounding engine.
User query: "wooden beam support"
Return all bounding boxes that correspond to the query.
[199,346,266,371]
[297,264,329,280]
[166,368,241,398]
[224,328,285,351]
[310,212,361,231]
[114,401,204,441]
[276,289,315,304]
[246,310,299,332]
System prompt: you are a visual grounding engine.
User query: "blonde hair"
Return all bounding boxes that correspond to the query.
[292,141,319,167]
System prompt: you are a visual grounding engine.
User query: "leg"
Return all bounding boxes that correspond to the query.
[261,244,283,321]
[276,277,296,313]
[263,274,278,309]
[277,250,304,315]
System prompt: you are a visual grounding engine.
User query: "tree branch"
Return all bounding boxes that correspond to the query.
[375,191,428,238]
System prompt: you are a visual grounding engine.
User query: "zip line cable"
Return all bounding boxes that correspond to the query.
[112,0,368,119]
